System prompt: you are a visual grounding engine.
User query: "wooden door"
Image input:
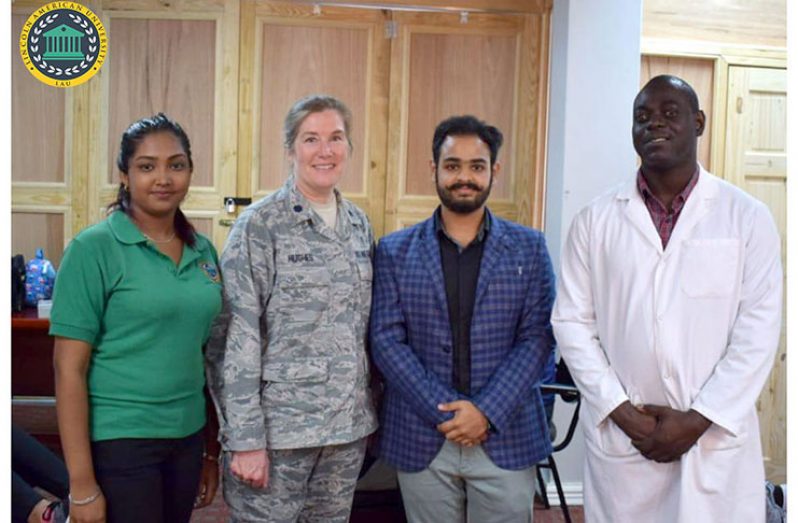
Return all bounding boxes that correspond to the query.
[384,9,550,231]
[12,0,552,255]
[87,0,240,249]
[724,66,787,482]
[11,4,86,267]
[237,1,390,235]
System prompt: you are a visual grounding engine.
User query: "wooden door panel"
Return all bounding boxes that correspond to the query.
[12,15,68,184]
[106,18,217,187]
[89,0,239,251]
[238,1,390,234]
[257,23,370,195]
[11,4,82,256]
[405,31,517,199]
[724,65,786,482]
[11,212,67,268]
[385,8,550,232]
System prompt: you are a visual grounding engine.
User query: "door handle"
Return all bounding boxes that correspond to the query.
[218,218,236,227]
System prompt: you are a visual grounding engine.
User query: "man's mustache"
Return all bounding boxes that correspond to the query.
[446,182,482,192]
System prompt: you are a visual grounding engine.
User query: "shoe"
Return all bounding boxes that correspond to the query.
[766,481,786,523]
[42,499,69,523]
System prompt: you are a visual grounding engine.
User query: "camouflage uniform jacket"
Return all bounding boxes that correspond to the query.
[206,177,378,451]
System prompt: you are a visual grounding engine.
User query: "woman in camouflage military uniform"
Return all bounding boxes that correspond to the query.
[207,95,378,522]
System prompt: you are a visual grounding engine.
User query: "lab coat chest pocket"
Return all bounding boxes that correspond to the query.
[680,239,741,298]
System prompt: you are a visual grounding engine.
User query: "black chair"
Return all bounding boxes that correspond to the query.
[536,362,581,523]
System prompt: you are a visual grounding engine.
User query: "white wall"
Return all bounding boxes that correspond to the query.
[543,0,642,503]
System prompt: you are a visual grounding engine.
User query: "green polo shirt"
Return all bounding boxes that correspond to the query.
[50,211,222,441]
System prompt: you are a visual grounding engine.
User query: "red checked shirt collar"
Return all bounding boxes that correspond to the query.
[637,167,699,249]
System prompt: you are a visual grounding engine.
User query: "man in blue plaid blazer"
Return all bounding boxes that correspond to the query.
[370,115,556,522]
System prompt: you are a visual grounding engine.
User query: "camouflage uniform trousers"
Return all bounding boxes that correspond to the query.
[223,437,367,522]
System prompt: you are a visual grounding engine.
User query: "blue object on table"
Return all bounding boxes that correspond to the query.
[24,248,57,306]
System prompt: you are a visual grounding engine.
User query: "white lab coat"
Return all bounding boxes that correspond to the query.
[552,168,782,523]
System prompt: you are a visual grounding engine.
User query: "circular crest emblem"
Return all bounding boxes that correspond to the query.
[19,2,107,88]
[199,262,221,283]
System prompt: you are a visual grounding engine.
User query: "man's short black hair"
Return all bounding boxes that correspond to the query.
[432,115,504,166]
[638,75,701,113]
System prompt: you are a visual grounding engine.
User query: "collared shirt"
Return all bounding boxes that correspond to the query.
[50,211,222,441]
[637,167,699,248]
[434,208,491,395]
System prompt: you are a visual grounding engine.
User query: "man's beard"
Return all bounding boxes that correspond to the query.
[436,175,493,214]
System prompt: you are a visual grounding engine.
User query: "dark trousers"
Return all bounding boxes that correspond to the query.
[91,428,204,523]
[12,425,69,523]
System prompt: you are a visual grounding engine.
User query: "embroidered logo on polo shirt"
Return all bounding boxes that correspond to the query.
[199,261,221,283]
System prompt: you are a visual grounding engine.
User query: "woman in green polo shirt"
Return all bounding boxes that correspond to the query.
[50,114,223,523]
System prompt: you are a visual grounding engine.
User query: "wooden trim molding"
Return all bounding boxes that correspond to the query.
[287,0,551,15]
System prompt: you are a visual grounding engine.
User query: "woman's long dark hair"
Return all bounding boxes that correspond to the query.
[108,113,196,247]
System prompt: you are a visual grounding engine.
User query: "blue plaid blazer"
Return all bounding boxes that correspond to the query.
[370,209,556,471]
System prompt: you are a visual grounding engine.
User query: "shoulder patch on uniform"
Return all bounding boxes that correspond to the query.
[199,261,221,283]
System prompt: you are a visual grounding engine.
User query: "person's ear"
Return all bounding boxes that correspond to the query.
[695,110,706,137]
[491,161,502,181]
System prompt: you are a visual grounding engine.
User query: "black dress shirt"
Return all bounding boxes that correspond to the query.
[434,208,491,395]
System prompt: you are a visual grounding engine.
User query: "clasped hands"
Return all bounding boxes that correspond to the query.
[229,401,491,489]
[610,401,711,463]
[436,400,490,448]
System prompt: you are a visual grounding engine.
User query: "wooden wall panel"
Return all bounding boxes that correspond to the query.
[405,32,516,199]
[258,23,369,194]
[724,66,786,483]
[748,177,786,483]
[12,212,66,267]
[642,0,786,48]
[103,0,227,8]
[188,216,213,239]
[748,94,786,151]
[383,8,548,232]
[107,18,216,187]
[640,55,714,169]
[11,14,66,183]
[317,0,550,13]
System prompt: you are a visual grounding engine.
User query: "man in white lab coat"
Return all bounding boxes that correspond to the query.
[551,75,782,522]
